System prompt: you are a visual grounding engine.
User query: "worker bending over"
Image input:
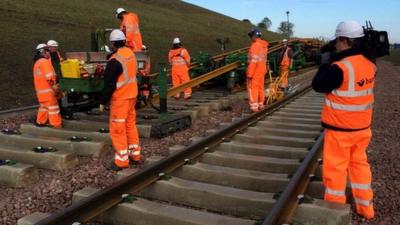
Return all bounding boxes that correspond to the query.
[246,28,269,112]
[33,44,62,128]
[312,20,376,219]
[278,39,293,91]
[116,8,143,52]
[168,37,192,100]
[100,30,141,171]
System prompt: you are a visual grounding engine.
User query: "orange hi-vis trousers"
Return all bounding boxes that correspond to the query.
[36,99,62,128]
[279,65,290,88]
[323,128,374,219]
[247,73,265,112]
[110,98,141,168]
[172,69,192,99]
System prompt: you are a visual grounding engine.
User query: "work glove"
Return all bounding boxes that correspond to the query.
[99,104,105,112]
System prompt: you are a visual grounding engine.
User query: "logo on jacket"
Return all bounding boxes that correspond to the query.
[357,77,374,87]
[357,79,365,87]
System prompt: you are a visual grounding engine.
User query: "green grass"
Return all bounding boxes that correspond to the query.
[382,49,400,66]
[0,0,283,109]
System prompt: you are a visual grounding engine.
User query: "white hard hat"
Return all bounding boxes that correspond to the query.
[173,37,181,44]
[109,29,126,42]
[36,43,48,51]
[47,40,59,47]
[282,39,288,42]
[142,45,148,51]
[116,8,126,17]
[334,20,364,39]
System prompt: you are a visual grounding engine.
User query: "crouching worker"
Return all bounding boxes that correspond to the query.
[33,44,62,128]
[99,29,142,171]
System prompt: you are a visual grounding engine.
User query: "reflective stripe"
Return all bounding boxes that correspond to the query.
[115,53,137,89]
[112,118,126,123]
[36,88,54,94]
[132,151,140,156]
[115,154,129,161]
[128,144,139,149]
[354,198,371,207]
[48,105,59,110]
[44,72,55,79]
[331,59,374,97]
[325,188,345,196]
[125,24,140,34]
[38,108,47,112]
[34,69,42,76]
[172,58,187,65]
[118,150,129,155]
[332,88,374,97]
[48,111,60,115]
[325,99,373,112]
[351,183,371,190]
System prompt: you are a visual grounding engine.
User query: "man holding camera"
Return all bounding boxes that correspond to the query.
[312,20,376,219]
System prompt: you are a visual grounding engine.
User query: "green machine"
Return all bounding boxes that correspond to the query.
[58,29,191,138]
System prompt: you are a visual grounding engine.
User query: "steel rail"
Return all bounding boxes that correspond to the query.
[33,78,314,225]
[150,43,285,103]
[262,124,324,224]
[0,105,38,116]
[148,40,283,78]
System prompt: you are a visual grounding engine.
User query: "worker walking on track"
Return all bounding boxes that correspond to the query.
[246,28,269,112]
[99,30,141,171]
[116,8,143,52]
[312,20,376,219]
[33,44,62,128]
[278,39,293,91]
[168,37,192,100]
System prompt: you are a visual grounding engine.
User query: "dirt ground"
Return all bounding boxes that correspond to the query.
[351,60,400,224]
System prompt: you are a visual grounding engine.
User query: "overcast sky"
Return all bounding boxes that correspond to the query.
[183,0,400,43]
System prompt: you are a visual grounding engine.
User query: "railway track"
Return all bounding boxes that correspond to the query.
[17,80,351,225]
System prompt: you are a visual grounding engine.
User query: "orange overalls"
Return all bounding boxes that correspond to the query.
[109,47,141,168]
[168,47,191,99]
[321,54,376,219]
[33,58,62,128]
[247,38,269,112]
[279,47,292,88]
[120,12,143,52]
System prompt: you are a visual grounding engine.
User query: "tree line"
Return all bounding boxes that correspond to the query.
[242,17,294,37]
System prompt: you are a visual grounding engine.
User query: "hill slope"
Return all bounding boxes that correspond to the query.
[0,0,283,109]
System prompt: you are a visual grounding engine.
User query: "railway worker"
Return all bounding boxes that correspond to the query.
[312,20,376,219]
[47,40,65,114]
[99,30,141,171]
[115,8,143,52]
[33,44,62,128]
[246,28,269,112]
[278,39,293,91]
[168,37,192,100]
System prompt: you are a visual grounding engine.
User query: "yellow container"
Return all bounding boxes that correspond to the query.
[61,59,81,78]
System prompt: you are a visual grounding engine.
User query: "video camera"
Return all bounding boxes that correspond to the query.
[321,21,390,61]
[362,21,390,60]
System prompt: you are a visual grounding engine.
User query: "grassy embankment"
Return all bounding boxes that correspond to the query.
[382,49,400,66]
[0,0,283,109]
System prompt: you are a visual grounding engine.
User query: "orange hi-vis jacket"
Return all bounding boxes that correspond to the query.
[280,47,291,67]
[120,12,143,52]
[33,58,57,102]
[321,54,376,130]
[168,47,190,72]
[109,47,138,100]
[247,38,269,78]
